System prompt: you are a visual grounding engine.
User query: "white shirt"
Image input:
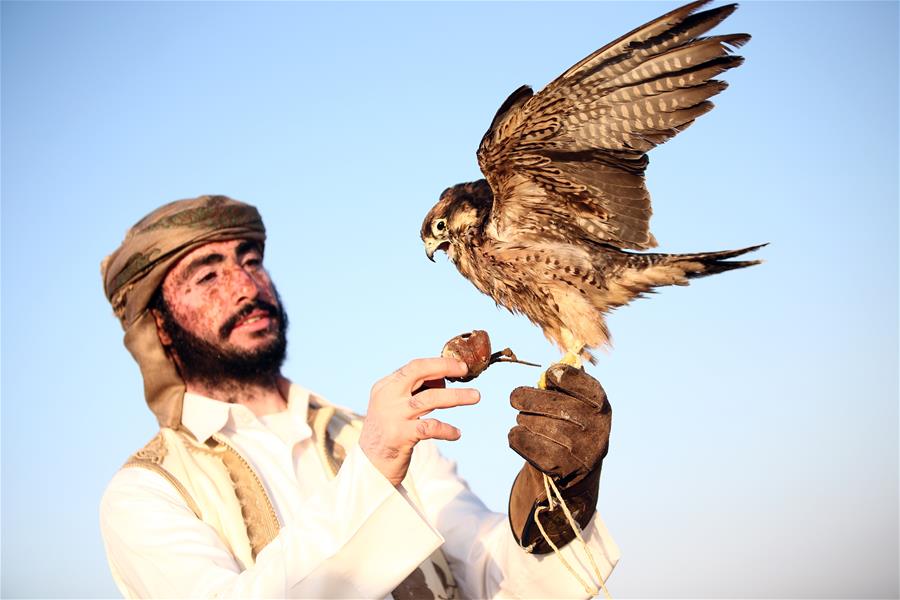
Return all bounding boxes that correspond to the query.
[100,384,620,598]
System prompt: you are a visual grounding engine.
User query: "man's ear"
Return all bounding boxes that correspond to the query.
[151,308,173,346]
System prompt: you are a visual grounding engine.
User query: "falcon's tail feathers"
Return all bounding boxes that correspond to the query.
[654,243,768,279]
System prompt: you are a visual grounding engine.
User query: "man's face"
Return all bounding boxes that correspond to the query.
[154,239,288,384]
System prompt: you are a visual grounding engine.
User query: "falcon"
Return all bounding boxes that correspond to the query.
[421,0,764,366]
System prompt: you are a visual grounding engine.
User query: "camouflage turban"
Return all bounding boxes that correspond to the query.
[101,195,266,428]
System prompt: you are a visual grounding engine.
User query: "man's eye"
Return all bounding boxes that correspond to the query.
[244,258,262,268]
[197,272,216,284]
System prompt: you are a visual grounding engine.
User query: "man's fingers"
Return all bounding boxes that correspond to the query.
[408,387,480,416]
[413,378,446,395]
[412,418,461,442]
[363,358,471,486]
[384,357,469,394]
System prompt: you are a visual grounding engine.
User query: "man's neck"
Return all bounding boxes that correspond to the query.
[185,374,287,417]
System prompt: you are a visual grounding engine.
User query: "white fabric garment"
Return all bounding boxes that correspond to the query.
[100,384,620,598]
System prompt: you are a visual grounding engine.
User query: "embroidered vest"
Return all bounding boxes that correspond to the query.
[124,401,458,599]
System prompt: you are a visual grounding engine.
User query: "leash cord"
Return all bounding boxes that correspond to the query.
[534,359,611,598]
[536,473,612,599]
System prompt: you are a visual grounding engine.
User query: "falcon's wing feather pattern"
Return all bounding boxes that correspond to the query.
[552,0,716,85]
[477,1,749,251]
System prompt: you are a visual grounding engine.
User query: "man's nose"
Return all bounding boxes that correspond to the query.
[229,265,262,303]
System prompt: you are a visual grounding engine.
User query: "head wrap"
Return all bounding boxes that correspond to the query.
[101,195,266,428]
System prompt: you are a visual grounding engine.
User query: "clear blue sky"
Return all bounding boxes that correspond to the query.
[2,1,897,597]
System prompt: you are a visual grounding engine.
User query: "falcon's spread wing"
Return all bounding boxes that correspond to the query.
[477,0,749,251]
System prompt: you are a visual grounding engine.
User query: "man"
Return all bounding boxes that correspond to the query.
[100,195,619,598]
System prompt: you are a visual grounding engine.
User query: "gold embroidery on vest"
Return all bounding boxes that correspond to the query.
[132,432,166,464]
[123,434,202,519]
[188,434,281,560]
[310,405,342,477]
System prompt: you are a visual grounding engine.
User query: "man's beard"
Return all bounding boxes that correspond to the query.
[153,289,289,387]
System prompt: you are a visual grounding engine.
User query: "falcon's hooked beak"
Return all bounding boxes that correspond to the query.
[424,239,449,262]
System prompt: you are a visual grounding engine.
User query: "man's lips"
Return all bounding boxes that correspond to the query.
[219,299,281,339]
[232,309,273,332]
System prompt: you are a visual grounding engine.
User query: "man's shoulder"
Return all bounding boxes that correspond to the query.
[104,429,203,517]
[122,427,200,467]
[101,445,190,515]
[125,431,168,466]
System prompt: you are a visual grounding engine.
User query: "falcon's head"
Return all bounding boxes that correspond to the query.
[421,179,493,262]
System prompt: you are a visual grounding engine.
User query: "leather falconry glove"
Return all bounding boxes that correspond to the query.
[508,364,611,553]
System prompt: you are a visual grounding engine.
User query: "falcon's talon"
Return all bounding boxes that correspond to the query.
[559,352,583,370]
[540,352,583,389]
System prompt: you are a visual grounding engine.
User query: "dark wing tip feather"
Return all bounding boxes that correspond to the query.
[681,3,739,32]
[560,0,716,81]
[720,32,752,49]
[652,0,717,27]
[485,85,533,135]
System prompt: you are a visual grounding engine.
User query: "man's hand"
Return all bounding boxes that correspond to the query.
[507,364,612,553]
[360,357,480,486]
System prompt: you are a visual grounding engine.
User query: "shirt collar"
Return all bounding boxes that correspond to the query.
[180,382,314,443]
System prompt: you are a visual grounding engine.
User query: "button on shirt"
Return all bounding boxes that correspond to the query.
[100,384,620,599]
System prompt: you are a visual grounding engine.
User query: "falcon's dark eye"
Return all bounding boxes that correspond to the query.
[432,219,448,236]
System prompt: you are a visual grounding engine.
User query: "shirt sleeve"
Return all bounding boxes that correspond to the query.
[100,444,444,599]
[403,440,620,599]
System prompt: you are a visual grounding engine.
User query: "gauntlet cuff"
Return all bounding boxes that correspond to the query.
[508,460,602,554]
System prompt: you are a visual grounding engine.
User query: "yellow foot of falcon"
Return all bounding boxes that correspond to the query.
[538,351,584,390]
